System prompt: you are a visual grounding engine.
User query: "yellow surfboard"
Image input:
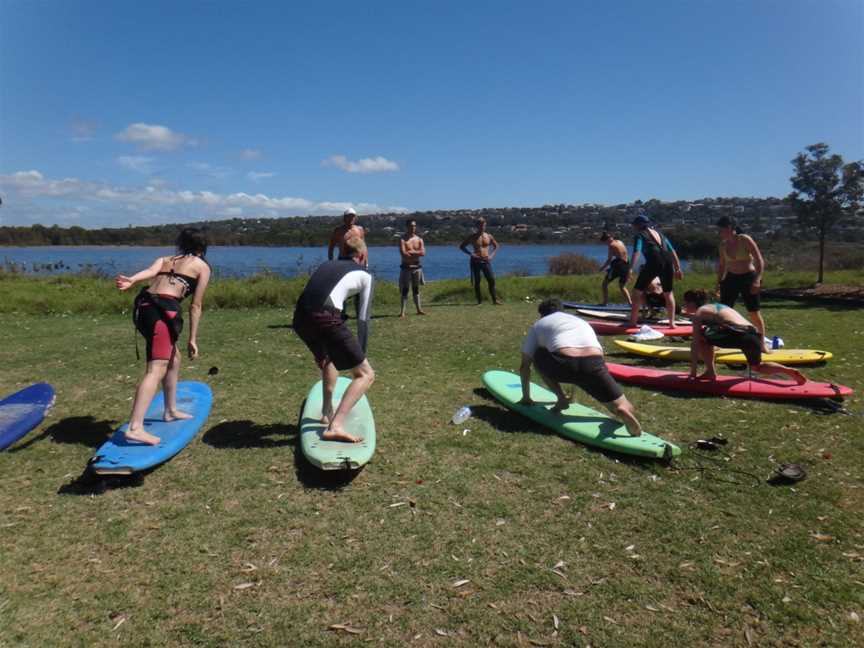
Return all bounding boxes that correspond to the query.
[613,340,833,366]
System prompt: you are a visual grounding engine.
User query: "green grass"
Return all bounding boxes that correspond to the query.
[0,275,862,647]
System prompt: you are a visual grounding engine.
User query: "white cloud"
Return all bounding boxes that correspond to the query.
[240,148,262,160]
[187,161,232,179]
[323,155,400,174]
[117,156,155,174]
[0,169,408,226]
[247,171,277,182]
[115,122,197,152]
[70,117,98,142]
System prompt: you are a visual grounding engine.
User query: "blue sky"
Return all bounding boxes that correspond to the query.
[1,0,861,228]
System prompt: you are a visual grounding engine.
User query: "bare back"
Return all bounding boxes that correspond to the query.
[148,255,208,300]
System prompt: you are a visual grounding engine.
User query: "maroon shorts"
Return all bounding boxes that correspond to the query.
[292,307,365,371]
[134,293,182,361]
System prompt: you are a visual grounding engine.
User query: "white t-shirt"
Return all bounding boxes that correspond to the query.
[521,312,603,356]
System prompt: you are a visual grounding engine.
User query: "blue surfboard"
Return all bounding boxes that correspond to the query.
[0,383,56,451]
[90,381,212,475]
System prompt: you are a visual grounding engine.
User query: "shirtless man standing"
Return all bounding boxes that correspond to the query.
[328,208,367,267]
[399,219,426,317]
[598,232,631,306]
[459,216,502,305]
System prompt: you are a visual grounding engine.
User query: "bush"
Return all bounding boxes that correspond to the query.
[548,253,601,276]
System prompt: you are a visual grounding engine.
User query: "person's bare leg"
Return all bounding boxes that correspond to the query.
[324,360,375,442]
[163,349,192,421]
[536,371,569,412]
[753,361,807,385]
[749,310,769,351]
[628,289,644,327]
[399,292,408,318]
[620,284,632,306]
[320,361,338,424]
[601,278,610,305]
[696,342,717,379]
[413,292,425,315]
[604,395,642,436]
[126,360,169,444]
[664,291,677,328]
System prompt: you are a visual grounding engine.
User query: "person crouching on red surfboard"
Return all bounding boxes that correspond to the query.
[682,289,806,384]
[518,298,643,437]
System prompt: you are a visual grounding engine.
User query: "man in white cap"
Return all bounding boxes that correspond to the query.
[328,208,368,268]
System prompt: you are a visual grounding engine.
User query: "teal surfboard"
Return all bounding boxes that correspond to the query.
[90,381,212,475]
[300,377,376,470]
[482,370,680,459]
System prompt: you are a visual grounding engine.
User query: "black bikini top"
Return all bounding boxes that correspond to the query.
[156,256,201,299]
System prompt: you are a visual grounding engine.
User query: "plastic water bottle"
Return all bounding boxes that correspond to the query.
[451,406,472,425]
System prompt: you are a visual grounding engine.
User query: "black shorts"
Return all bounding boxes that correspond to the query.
[720,271,761,312]
[703,324,763,366]
[605,258,630,287]
[634,262,674,293]
[533,348,623,403]
[292,307,365,371]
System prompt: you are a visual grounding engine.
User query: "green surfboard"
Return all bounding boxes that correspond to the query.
[482,370,680,459]
[299,377,376,470]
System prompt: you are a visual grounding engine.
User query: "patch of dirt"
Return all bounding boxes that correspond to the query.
[762,284,864,305]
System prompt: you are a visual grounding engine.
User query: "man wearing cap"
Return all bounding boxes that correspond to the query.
[627,213,683,328]
[598,231,631,306]
[329,208,368,267]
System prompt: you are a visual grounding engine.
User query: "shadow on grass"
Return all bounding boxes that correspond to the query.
[266,323,294,330]
[202,416,362,490]
[58,467,152,496]
[12,415,114,452]
[203,420,297,449]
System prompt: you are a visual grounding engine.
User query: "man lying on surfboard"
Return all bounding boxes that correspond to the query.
[293,236,375,443]
[517,299,643,437]
[682,289,807,385]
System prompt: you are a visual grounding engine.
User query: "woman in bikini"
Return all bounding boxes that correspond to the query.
[715,216,769,350]
[115,228,212,445]
[682,289,806,384]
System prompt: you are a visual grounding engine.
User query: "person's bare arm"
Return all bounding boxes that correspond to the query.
[416,237,426,258]
[488,235,500,260]
[744,235,764,292]
[459,235,475,257]
[115,257,163,291]
[519,353,534,404]
[689,314,703,377]
[716,244,726,293]
[399,236,410,257]
[187,263,212,359]
[600,248,612,271]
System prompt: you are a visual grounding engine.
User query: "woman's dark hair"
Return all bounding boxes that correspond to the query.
[176,227,208,257]
[538,298,562,317]
[682,289,708,307]
[715,215,743,234]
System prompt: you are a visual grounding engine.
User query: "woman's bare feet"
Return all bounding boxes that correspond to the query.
[696,371,717,380]
[125,427,161,445]
[164,409,193,422]
[416,309,427,315]
[322,424,363,443]
[320,406,334,425]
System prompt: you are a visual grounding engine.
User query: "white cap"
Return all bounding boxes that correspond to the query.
[343,207,357,217]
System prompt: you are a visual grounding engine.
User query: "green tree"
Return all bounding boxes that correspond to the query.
[787,143,864,283]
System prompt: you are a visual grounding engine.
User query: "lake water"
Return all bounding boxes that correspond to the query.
[0,244,617,282]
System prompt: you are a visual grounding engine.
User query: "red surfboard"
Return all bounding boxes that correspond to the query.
[587,320,693,337]
[606,363,852,400]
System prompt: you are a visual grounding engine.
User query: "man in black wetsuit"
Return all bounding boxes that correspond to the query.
[293,237,374,443]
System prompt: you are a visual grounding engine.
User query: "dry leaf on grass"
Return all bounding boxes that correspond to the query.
[553,614,560,630]
[434,628,449,636]
[111,616,126,631]
[811,533,834,542]
[330,623,363,635]
[233,582,255,590]
[451,579,470,588]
